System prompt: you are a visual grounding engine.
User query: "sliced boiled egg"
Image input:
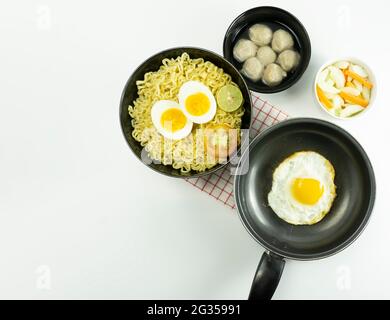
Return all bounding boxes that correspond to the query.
[151,100,193,140]
[178,81,217,124]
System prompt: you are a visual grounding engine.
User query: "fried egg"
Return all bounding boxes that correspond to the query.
[268,151,336,225]
[151,100,193,140]
[178,81,217,124]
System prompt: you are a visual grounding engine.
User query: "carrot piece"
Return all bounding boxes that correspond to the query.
[343,70,349,82]
[339,91,369,107]
[316,85,333,109]
[346,81,354,88]
[344,70,373,89]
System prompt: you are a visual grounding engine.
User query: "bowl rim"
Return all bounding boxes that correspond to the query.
[223,6,311,94]
[119,46,253,179]
[314,57,377,120]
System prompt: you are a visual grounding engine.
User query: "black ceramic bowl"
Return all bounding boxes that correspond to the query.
[120,47,252,178]
[223,6,311,94]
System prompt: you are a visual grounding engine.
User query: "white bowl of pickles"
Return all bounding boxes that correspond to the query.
[314,58,376,119]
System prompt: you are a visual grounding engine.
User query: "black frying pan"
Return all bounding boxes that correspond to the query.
[234,118,376,299]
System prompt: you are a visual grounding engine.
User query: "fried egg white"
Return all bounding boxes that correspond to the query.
[178,81,217,124]
[151,100,193,140]
[268,151,336,225]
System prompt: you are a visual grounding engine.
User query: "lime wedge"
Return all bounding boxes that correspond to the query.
[216,84,243,112]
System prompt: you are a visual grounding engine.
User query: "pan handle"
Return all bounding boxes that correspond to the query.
[248,251,285,300]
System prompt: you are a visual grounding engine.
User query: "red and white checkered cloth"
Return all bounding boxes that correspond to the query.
[186,93,289,209]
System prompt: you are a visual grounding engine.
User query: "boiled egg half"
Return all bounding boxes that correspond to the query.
[151,100,193,140]
[178,81,217,124]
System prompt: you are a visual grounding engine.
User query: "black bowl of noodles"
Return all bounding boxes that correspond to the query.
[119,47,252,178]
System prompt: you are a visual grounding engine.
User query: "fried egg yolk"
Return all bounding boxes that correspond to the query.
[185,92,210,116]
[291,178,324,205]
[160,108,187,132]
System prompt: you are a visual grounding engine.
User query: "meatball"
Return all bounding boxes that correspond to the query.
[277,50,300,72]
[241,57,264,82]
[256,46,277,66]
[271,29,294,53]
[233,39,258,62]
[248,24,273,46]
[262,63,287,87]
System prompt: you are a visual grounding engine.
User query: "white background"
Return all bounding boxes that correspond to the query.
[0,0,389,299]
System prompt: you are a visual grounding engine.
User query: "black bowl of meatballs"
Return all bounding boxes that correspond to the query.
[223,6,311,94]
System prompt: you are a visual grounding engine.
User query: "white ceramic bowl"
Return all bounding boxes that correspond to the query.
[314,57,376,120]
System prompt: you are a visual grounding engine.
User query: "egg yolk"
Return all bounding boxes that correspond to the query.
[291,178,324,205]
[160,108,187,132]
[185,92,210,116]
